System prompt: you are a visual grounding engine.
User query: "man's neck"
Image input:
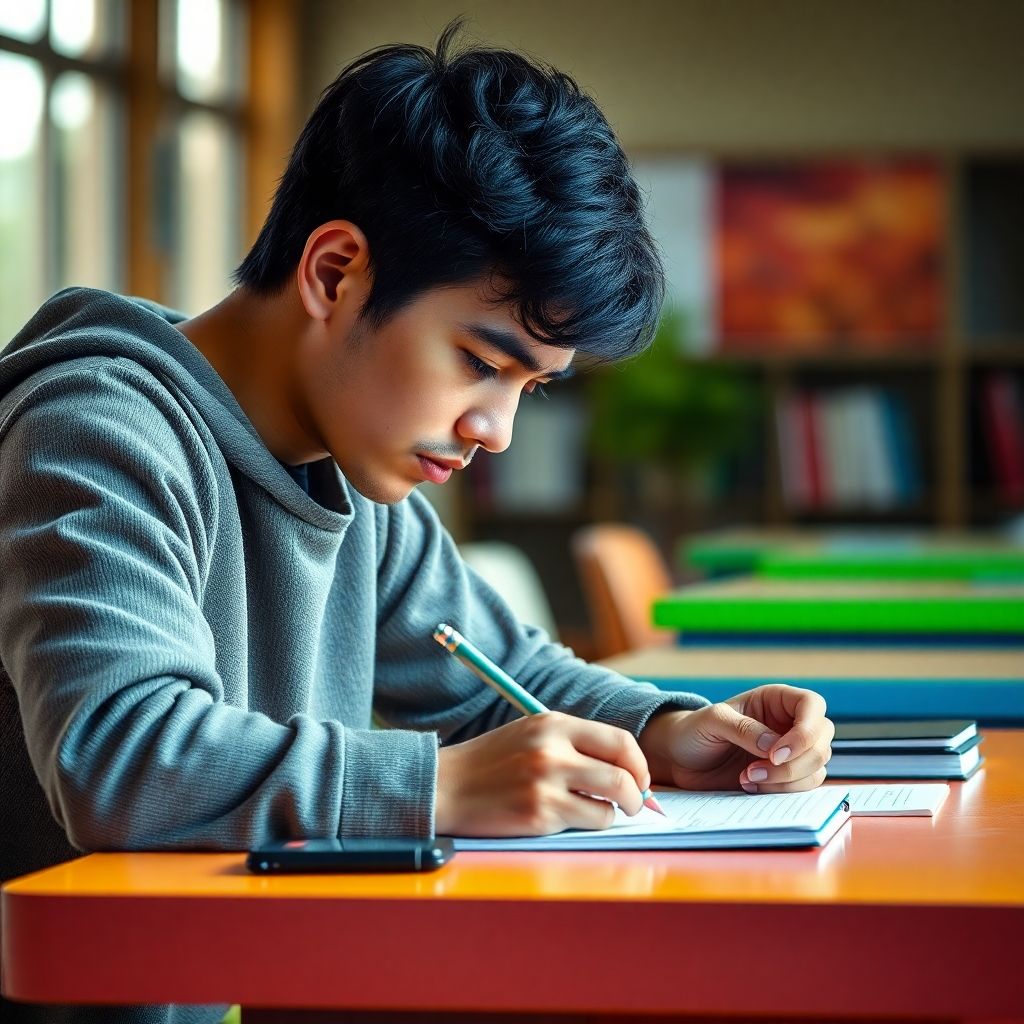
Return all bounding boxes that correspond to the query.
[176,288,328,465]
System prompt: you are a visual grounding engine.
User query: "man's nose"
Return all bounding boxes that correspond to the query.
[455,395,519,454]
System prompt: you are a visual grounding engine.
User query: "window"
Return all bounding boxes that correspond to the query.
[0,0,293,344]
[0,0,125,342]
[160,0,246,312]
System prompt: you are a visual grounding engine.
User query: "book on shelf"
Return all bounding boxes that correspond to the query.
[880,391,922,502]
[981,371,1024,504]
[775,386,922,511]
[800,392,825,505]
[819,393,856,505]
[775,391,807,507]
[827,720,982,780]
[854,388,898,507]
[451,787,851,851]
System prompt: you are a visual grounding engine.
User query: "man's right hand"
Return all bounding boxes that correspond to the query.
[434,712,652,836]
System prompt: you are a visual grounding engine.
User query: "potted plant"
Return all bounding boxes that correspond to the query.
[587,308,759,514]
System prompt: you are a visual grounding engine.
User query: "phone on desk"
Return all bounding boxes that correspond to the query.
[246,837,456,874]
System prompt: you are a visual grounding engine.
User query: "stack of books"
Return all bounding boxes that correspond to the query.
[826,720,982,779]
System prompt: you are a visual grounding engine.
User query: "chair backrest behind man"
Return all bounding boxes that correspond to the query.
[459,541,560,641]
[572,523,674,659]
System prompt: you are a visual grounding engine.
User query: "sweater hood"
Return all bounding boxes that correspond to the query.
[0,286,353,529]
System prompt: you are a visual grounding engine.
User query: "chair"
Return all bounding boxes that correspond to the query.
[571,523,674,658]
[458,541,560,640]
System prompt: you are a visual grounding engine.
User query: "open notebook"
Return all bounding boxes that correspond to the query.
[451,787,851,851]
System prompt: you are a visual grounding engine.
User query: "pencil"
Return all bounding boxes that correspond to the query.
[432,622,666,817]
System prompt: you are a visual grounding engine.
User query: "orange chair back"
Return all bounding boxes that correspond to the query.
[572,524,674,658]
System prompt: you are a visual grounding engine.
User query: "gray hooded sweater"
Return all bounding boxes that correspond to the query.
[0,288,708,1024]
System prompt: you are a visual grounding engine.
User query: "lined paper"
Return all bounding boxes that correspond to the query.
[644,788,843,832]
[828,783,949,816]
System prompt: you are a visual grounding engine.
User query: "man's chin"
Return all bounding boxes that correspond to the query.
[344,470,416,506]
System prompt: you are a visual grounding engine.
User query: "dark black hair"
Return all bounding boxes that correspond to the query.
[235,20,664,360]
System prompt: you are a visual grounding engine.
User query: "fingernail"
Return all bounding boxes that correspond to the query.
[773,746,792,765]
[748,767,768,782]
[740,781,757,793]
[757,732,780,752]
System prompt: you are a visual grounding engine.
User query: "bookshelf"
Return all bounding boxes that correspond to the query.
[448,151,1024,639]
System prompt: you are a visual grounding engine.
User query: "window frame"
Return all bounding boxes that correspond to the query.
[0,0,297,309]
[0,13,126,306]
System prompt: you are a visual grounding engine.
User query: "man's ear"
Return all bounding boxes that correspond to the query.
[296,220,371,321]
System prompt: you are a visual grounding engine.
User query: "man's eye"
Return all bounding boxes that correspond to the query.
[524,382,549,399]
[462,351,498,379]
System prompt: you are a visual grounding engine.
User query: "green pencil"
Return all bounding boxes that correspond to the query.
[432,622,666,816]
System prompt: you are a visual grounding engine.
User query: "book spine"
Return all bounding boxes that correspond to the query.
[799,391,824,508]
[982,371,1024,503]
[776,391,809,508]
[859,388,898,508]
[820,391,856,508]
[881,392,920,503]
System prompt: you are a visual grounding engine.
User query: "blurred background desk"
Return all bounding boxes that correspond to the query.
[682,528,1024,580]
[4,732,1024,1022]
[603,645,1024,723]
[651,577,1024,643]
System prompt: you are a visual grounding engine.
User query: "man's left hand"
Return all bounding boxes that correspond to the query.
[639,686,834,793]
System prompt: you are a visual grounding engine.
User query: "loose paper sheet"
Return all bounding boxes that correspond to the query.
[827,783,949,816]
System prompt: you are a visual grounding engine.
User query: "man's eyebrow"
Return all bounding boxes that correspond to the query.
[461,323,576,380]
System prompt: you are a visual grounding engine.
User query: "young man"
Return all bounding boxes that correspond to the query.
[0,24,832,1024]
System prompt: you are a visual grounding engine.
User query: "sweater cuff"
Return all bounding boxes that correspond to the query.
[339,728,438,839]
[591,682,711,740]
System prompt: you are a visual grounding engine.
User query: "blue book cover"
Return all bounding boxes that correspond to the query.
[880,392,922,503]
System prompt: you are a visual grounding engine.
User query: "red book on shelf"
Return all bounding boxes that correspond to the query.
[982,372,1024,503]
[797,392,825,507]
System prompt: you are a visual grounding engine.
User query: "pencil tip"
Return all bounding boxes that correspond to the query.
[644,794,667,817]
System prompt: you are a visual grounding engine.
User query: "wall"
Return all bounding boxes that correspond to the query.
[299,0,1024,151]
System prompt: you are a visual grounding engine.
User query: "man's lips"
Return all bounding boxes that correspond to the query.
[417,454,460,483]
[423,455,466,471]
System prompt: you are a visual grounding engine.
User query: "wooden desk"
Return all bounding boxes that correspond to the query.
[4,732,1024,1022]
[603,644,1024,722]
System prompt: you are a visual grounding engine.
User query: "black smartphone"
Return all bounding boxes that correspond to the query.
[246,836,456,873]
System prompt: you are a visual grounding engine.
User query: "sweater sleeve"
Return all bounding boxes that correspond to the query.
[371,489,710,744]
[0,361,357,851]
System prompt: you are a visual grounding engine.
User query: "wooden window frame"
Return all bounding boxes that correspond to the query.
[0,0,297,307]
[130,0,297,303]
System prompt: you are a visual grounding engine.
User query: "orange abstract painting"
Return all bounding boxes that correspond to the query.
[717,160,945,350]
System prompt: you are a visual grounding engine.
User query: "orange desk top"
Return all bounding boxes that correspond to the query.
[4,731,1024,1019]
